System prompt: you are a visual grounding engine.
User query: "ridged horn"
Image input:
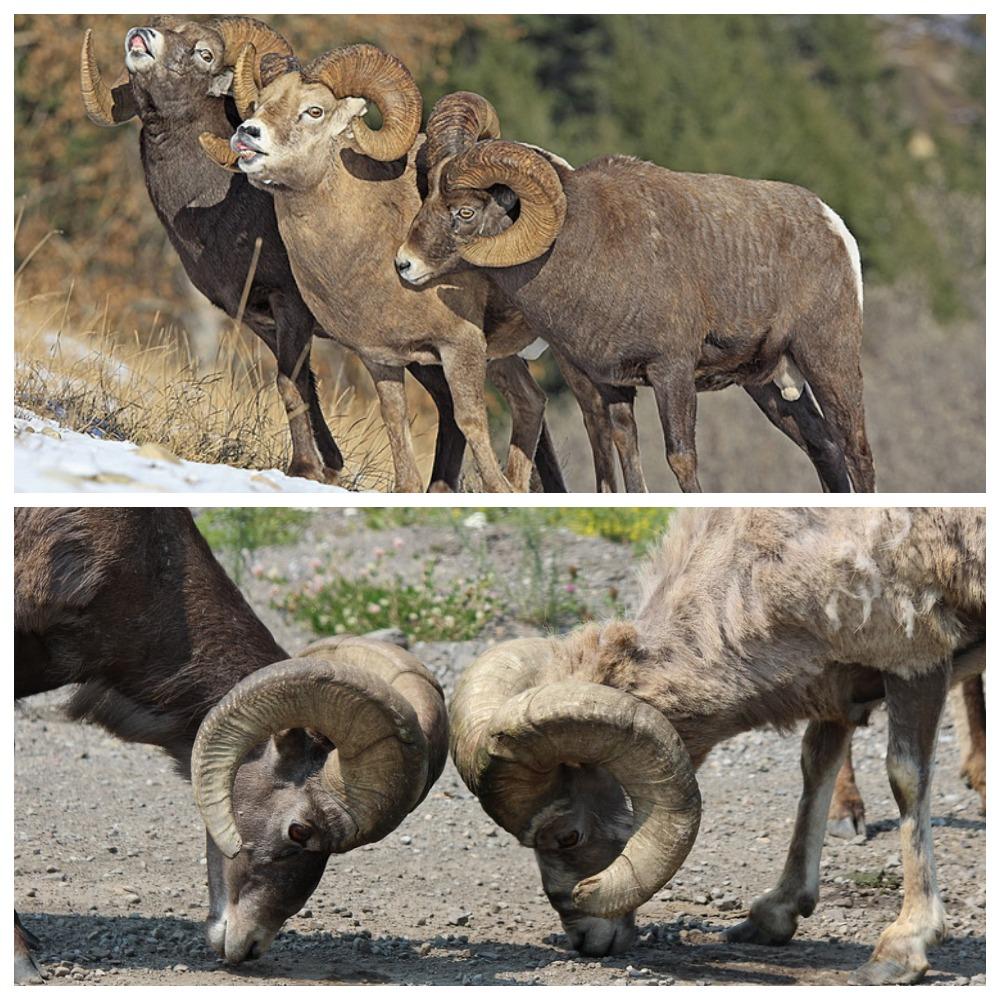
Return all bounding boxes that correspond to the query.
[303,44,422,162]
[198,132,240,172]
[232,43,260,121]
[443,140,567,268]
[425,91,501,168]
[450,628,701,918]
[80,29,138,127]
[191,638,446,859]
[214,16,292,67]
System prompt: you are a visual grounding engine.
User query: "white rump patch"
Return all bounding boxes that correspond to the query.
[518,338,550,361]
[522,144,574,172]
[819,201,863,310]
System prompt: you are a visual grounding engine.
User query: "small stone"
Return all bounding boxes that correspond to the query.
[172,964,189,973]
[400,835,413,846]
[418,942,432,957]
[448,912,471,927]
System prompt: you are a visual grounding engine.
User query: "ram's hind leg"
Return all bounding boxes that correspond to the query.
[954,675,986,814]
[828,738,867,838]
[727,720,851,945]
[744,383,852,493]
[851,664,949,985]
[15,912,43,984]
[648,359,701,492]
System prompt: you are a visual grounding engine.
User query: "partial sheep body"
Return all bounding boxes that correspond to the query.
[14,508,446,980]
[450,507,983,982]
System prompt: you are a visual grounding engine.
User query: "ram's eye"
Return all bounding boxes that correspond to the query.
[556,830,580,849]
[288,822,313,845]
[305,107,324,119]
[456,207,476,221]
[197,48,213,63]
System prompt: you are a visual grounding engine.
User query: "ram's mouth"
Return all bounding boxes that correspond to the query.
[124,28,155,62]
[231,137,267,168]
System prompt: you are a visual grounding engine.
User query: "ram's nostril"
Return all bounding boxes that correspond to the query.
[395,257,411,274]
[239,123,261,140]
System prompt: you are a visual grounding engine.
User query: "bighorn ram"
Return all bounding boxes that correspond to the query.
[80,18,565,491]
[450,508,983,983]
[198,44,619,492]
[397,93,877,492]
[14,508,446,982]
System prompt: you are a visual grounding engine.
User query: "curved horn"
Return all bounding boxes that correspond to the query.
[425,91,501,168]
[451,632,701,919]
[191,639,444,859]
[232,43,260,121]
[80,29,138,127]
[198,132,240,172]
[303,44,421,162]
[214,16,292,68]
[443,140,567,268]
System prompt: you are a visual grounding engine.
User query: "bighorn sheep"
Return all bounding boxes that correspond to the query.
[198,45,615,492]
[14,508,446,982]
[396,93,877,492]
[80,18,565,491]
[450,508,983,983]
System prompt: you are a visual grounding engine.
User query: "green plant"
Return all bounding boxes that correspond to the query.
[540,507,673,550]
[279,560,496,642]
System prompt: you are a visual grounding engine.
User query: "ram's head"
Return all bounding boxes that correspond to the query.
[395,91,567,285]
[449,629,701,956]
[199,44,421,192]
[81,17,290,127]
[190,637,447,964]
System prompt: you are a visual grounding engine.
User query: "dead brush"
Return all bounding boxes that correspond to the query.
[14,284,437,491]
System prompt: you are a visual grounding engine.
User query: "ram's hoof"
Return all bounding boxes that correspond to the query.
[827,813,865,840]
[724,917,794,947]
[14,952,45,985]
[848,956,927,986]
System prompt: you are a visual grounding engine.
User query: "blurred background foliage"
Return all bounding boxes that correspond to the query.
[15,13,984,324]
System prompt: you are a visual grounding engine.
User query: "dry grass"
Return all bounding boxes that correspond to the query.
[14,273,439,492]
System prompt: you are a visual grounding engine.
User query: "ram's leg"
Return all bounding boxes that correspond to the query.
[531,421,569,494]
[269,297,343,483]
[15,912,43,985]
[408,363,466,491]
[744,383,851,493]
[648,360,701,492]
[954,675,986,814]
[789,334,875,492]
[727,720,851,945]
[603,385,647,493]
[550,347,618,492]
[486,356,549,493]
[365,361,425,493]
[828,739,867,839]
[438,339,513,492]
[851,664,949,985]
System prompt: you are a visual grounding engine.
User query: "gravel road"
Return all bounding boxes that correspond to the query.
[14,512,986,985]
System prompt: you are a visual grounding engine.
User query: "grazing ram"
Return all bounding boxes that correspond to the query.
[450,507,983,984]
[396,93,877,492]
[80,17,564,491]
[198,45,615,492]
[14,508,446,982]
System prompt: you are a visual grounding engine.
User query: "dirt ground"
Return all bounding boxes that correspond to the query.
[14,513,986,985]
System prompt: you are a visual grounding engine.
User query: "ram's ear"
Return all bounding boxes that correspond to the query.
[208,68,234,98]
[334,96,368,137]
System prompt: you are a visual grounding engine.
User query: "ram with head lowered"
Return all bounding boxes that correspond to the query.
[451,507,983,984]
[14,508,446,982]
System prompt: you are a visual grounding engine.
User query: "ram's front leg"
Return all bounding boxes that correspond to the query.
[364,361,425,493]
[727,720,851,945]
[438,338,513,492]
[486,355,548,493]
[851,664,949,985]
[648,358,701,492]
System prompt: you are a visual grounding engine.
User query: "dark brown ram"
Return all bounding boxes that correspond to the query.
[14,508,446,982]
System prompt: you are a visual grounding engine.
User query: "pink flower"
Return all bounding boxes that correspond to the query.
[565,583,577,594]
